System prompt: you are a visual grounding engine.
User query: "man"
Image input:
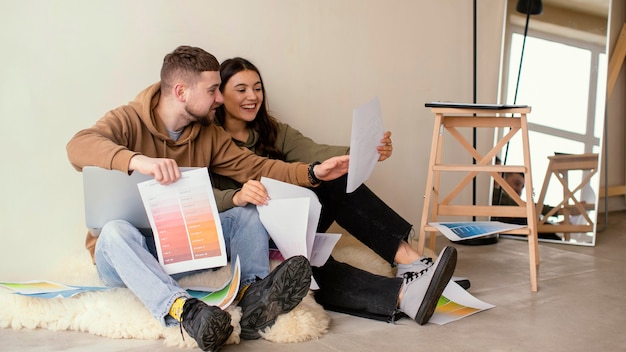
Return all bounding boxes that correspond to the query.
[66,45,349,351]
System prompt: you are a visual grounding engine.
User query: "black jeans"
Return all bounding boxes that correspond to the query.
[313,174,412,263]
[312,257,403,322]
[310,175,412,321]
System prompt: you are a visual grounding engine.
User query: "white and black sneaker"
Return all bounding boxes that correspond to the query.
[396,252,469,290]
[398,246,457,325]
[396,257,434,278]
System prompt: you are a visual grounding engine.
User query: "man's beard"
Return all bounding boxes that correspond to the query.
[186,106,213,126]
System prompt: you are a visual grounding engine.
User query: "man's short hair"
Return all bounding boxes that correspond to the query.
[160,45,220,92]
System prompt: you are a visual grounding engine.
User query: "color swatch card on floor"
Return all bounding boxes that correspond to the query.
[184,256,241,309]
[0,280,107,298]
[431,281,495,325]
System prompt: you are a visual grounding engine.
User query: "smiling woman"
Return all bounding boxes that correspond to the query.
[220,69,264,144]
[210,56,458,324]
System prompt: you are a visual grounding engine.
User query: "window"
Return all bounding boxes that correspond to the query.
[500,24,606,207]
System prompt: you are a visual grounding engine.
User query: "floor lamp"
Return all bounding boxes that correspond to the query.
[498,0,542,197]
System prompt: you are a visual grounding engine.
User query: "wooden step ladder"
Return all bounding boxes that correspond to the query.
[417,103,540,292]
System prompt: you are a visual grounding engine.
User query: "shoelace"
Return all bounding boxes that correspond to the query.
[402,266,430,284]
[420,257,434,267]
[179,316,185,341]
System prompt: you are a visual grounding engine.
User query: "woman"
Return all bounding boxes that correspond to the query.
[211,57,458,324]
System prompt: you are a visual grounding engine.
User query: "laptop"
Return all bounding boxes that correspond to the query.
[425,102,528,110]
[82,166,196,233]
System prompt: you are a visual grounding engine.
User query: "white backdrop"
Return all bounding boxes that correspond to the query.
[0,0,504,280]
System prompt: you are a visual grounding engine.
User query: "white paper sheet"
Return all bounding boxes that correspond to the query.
[257,177,339,267]
[346,96,384,193]
[259,177,321,256]
[137,168,227,275]
[309,233,341,267]
[258,197,311,258]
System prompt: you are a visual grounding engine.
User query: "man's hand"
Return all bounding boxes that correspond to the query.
[313,155,350,181]
[377,131,393,162]
[232,180,270,207]
[129,155,181,185]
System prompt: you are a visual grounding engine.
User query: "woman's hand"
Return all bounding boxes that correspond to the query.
[377,131,393,162]
[232,179,270,207]
[313,155,350,182]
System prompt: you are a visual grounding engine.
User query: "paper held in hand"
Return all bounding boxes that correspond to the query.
[137,168,227,275]
[346,96,385,193]
[256,177,341,268]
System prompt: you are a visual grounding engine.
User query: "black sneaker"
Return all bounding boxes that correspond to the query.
[238,255,312,340]
[181,298,233,352]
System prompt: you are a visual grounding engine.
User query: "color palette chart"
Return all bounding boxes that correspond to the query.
[429,281,495,325]
[149,184,221,264]
[138,168,227,274]
[178,185,222,260]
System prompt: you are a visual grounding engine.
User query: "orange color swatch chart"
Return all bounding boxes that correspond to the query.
[138,168,227,274]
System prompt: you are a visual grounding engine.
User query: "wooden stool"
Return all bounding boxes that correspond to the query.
[536,153,598,240]
[417,103,540,292]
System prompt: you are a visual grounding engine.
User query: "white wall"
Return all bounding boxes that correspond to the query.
[0,0,504,280]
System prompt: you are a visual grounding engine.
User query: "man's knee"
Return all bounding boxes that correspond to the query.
[223,205,263,227]
[232,204,259,218]
[98,220,140,249]
[241,204,263,224]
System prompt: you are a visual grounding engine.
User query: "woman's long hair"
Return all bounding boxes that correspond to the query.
[216,57,284,160]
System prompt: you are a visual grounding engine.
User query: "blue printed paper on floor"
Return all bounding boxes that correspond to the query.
[429,221,525,241]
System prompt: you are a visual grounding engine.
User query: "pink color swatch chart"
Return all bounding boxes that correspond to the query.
[138,168,227,274]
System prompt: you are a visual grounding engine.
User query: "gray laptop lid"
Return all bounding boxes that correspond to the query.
[82,166,197,232]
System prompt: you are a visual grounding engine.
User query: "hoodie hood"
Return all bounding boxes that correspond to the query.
[128,82,203,147]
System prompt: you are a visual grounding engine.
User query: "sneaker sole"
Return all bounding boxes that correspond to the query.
[414,246,457,325]
[240,256,312,339]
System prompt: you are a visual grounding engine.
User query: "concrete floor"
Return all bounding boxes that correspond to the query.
[2,211,626,351]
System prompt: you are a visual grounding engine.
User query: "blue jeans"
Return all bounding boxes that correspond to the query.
[94,205,269,326]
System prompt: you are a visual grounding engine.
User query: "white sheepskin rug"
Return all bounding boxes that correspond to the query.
[0,233,431,348]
